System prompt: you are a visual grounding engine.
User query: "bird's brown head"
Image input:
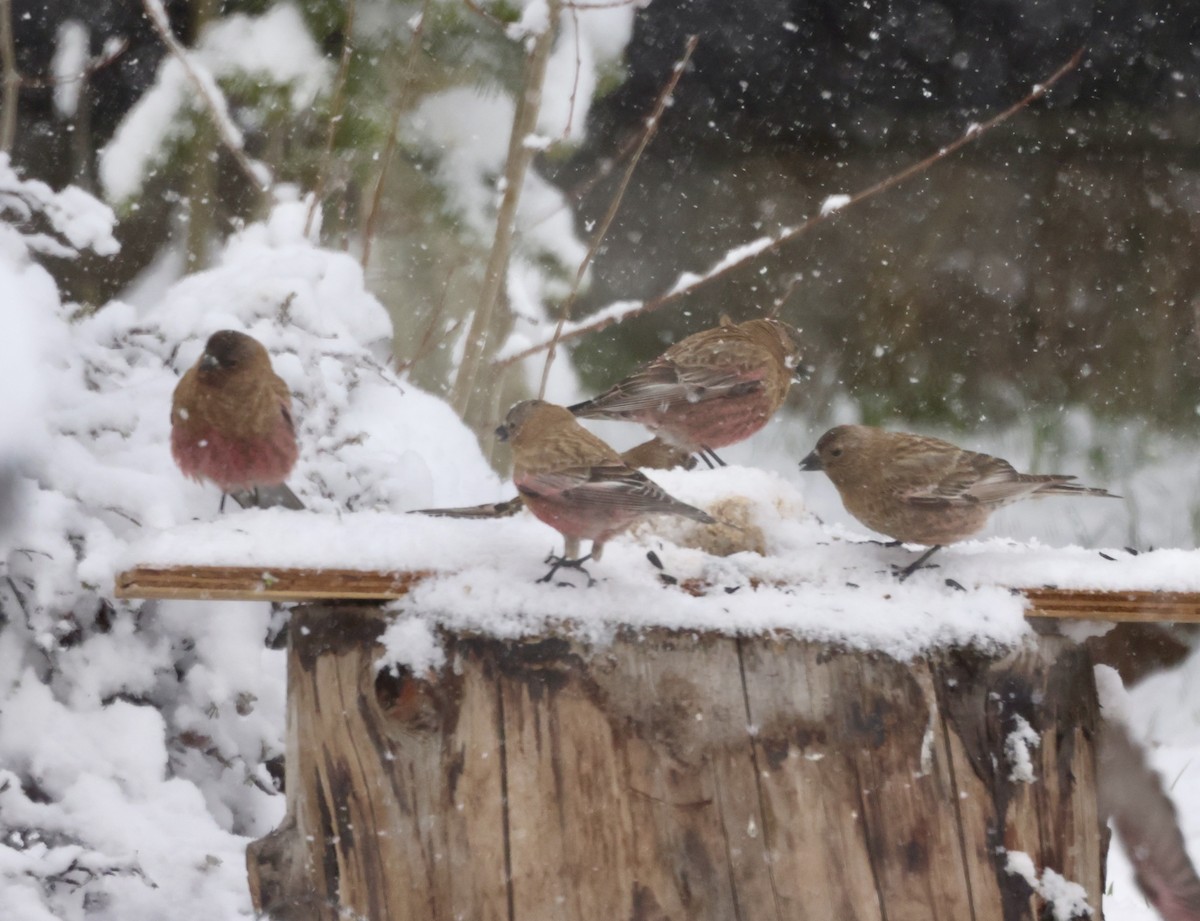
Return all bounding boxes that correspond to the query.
[197,330,272,380]
[799,425,870,476]
[741,318,809,379]
[495,399,575,446]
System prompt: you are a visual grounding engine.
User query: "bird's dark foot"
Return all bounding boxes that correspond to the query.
[537,552,595,587]
[696,446,727,468]
[892,545,943,582]
[219,493,228,513]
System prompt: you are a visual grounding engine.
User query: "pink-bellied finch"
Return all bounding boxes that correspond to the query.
[171,330,303,511]
[496,400,714,583]
[570,316,806,467]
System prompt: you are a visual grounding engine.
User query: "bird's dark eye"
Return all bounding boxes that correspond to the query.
[830,448,843,457]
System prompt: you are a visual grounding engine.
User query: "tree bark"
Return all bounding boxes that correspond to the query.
[247,605,1105,921]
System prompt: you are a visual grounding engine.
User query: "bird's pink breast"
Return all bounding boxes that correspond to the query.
[517,487,638,544]
[645,388,774,450]
[171,421,298,493]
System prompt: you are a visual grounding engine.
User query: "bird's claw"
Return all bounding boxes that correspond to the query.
[537,553,595,587]
[892,560,940,582]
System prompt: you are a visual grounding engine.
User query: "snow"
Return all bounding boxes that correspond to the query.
[820,193,852,215]
[0,182,499,918]
[1005,850,1093,919]
[52,21,89,119]
[1005,714,1040,783]
[99,3,331,202]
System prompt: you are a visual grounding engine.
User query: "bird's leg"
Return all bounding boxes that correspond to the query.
[219,493,228,513]
[698,446,727,468]
[894,545,942,582]
[537,552,596,587]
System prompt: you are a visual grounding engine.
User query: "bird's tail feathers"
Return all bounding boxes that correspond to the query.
[1030,477,1121,500]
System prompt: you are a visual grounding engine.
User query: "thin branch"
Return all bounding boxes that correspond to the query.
[396,264,464,374]
[537,34,697,397]
[305,0,356,237]
[140,0,268,192]
[560,4,582,140]
[496,46,1086,370]
[21,38,128,90]
[0,0,17,152]
[449,0,560,417]
[360,0,430,270]
[562,0,644,8]
[462,0,507,32]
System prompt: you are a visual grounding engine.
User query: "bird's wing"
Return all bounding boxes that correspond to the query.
[901,451,1030,507]
[520,465,713,521]
[573,361,763,415]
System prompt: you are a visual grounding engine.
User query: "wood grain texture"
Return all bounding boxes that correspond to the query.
[247,617,1106,921]
[116,565,1200,624]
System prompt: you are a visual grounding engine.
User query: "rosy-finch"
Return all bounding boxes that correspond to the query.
[171,330,303,510]
[570,316,806,467]
[496,400,714,583]
[800,424,1118,579]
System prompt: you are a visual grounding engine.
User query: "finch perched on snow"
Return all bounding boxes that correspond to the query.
[171,330,303,510]
[496,400,714,583]
[799,425,1118,579]
[569,316,806,467]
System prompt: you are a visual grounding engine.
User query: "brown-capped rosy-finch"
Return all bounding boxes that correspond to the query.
[496,400,714,583]
[800,424,1118,579]
[171,330,303,511]
[570,316,806,467]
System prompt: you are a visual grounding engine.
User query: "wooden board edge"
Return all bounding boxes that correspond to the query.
[112,566,1200,623]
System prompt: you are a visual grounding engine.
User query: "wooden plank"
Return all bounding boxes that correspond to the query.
[114,565,431,601]
[116,565,1200,624]
[1022,588,1200,622]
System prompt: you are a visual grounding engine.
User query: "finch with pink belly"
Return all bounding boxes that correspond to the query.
[497,400,714,583]
[171,330,303,510]
[569,316,806,467]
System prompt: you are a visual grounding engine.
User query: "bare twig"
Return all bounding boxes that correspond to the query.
[450,0,561,417]
[360,0,430,270]
[537,34,697,397]
[21,38,129,90]
[0,0,17,152]
[561,4,582,140]
[305,0,356,237]
[396,267,465,376]
[497,47,1086,370]
[462,0,507,32]
[562,0,643,8]
[140,0,268,192]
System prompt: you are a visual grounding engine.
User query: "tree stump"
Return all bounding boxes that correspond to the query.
[247,604,1105,921]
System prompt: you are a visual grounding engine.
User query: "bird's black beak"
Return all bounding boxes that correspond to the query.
[495,424,510,442]
[799,450,822,471]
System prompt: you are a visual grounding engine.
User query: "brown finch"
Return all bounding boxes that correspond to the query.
[171,330,303,511]
[800,425,1118,579]
[496,400,714,583]
[569,316,806,467]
